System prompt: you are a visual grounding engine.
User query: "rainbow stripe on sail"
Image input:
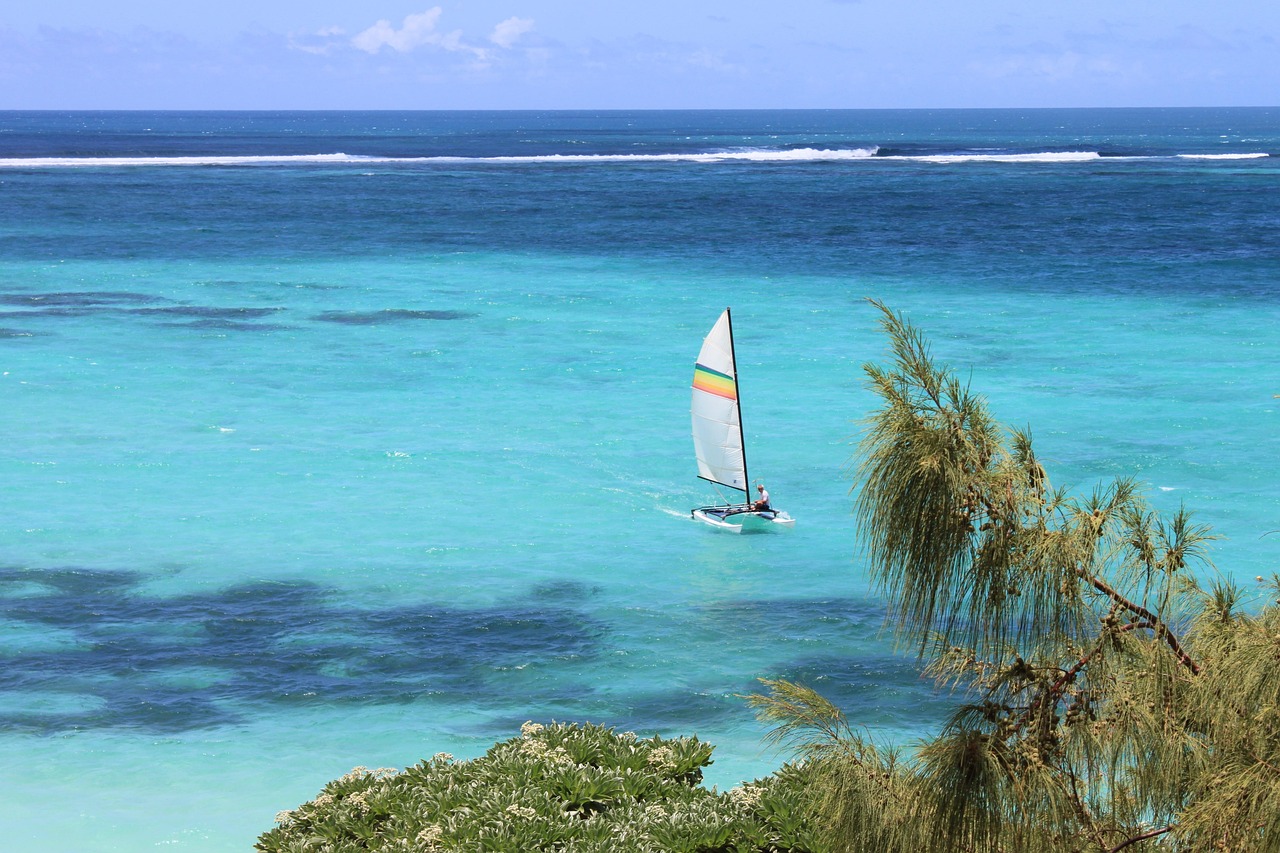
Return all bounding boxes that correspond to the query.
[693,363,736,400]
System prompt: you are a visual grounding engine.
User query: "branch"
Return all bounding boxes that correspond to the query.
[1108,825,1172,852]
[1049,621,1150,693]
[1012,619,1156,735]
[1245,748,1280,779]
[1077,568,1200,675]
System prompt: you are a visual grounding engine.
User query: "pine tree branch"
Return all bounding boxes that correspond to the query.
[1077,568,1200,674]
[1245,749,1280,778]
[1108,825,1172,852]
[1008,612,1158,737]
[1048,619,1150,697]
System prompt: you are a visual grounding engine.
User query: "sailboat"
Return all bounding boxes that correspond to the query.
[690,308,795,532]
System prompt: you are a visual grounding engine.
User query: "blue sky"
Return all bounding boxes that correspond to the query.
[2,1,1276,109]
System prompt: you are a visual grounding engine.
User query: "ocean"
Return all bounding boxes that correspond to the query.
[1,108,1277,850]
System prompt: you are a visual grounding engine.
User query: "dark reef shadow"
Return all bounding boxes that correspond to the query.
[311,309,477,325]
[0,566,606,734]
[0,568,936,744]
[0,291,162,308]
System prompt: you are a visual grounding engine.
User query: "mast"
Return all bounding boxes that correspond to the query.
[725,307,750,503]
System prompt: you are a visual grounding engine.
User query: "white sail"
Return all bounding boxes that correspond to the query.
[691,309,747,492]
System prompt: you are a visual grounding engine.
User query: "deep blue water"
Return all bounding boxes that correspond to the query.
[1,108,1278,850]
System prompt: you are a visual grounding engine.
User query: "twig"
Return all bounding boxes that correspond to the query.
[1108,825,1172,852]
[1077,569,1200,674]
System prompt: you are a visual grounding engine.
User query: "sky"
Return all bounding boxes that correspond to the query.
[1,1,1277,109]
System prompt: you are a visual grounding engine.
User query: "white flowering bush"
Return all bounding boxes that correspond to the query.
[256,722,820,852]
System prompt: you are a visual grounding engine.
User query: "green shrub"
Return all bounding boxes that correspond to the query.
[256,721,821,852]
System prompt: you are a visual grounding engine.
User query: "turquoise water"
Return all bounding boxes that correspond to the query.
[1,109,1278,850]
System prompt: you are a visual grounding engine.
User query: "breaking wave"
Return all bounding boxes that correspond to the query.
[475,147,883,163]
[885,151,1104,164]
[1175,152,1271,160]
[0,148,1269,169]
[0,153,364,168]
[0,149,880,168]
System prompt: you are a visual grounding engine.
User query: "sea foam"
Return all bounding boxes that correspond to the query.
[1175,152,1270,159]
[0,148,881,168]
[2,148,1271,169]
[890,151,1103,164]
[0,153,363,168]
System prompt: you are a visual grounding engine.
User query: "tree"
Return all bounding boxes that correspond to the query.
[256,722,822,852]
[751,301,1280,852]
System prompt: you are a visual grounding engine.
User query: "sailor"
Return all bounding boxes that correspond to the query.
[753,484,771,511]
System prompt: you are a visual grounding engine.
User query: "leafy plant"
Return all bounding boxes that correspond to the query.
[256,721,822,852]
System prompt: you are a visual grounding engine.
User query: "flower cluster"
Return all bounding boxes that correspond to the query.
[728,784,765,809]
[415,824,444,850]
[504,803,538,820]
[646,745,676,771]
[518,737,575,767]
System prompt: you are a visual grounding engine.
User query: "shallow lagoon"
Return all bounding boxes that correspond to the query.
[0,109,1277,849]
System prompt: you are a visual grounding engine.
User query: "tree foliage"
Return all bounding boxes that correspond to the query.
[753,301,1280,852]
[256,721,822,852]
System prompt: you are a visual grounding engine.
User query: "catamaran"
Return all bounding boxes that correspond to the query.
[690,308,795,532]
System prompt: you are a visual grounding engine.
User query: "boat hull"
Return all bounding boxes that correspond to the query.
[692,505,795,533]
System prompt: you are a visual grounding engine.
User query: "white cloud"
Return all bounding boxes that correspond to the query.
[289,26,347,56]
[490,17,534,49]
[352,8,479,55]
[346,8,536,64]
[972,51,1129,82]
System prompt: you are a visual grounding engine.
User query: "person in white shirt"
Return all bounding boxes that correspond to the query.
[753,484,771,511]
